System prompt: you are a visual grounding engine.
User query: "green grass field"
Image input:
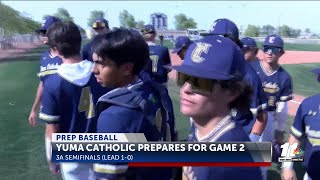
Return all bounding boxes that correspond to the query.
[0,44,318,179]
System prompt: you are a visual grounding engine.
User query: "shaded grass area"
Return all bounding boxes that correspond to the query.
[282,63,320,97]
[0,47,61,180]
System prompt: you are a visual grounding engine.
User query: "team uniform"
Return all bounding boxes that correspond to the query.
[290,94,320,180]
[183,116,263,180]
[39,60,108,180]
[233,62,268,135]
[146,42,172,86]
[250,60,293,142]
[37,51,62,82]
[93,79,174,180]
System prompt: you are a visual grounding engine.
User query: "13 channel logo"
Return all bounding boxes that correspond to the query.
[278,143,304,162]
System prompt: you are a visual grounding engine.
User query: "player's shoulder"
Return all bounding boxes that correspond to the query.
[248,59,261,69]
[40,50,50,62]
[301,93,320,108]
[43,73,63,91]
[244,62,261,85]
[216,123,251,142]
[97,104,144,133]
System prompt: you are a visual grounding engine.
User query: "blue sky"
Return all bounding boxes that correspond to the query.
[3,1,320,33]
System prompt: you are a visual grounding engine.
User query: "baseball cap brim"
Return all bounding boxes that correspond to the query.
[165,64,234,80]
[311,68,320,74]
[200,32,213,37]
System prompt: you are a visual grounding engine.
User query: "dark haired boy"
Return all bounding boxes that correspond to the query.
[91,28,173,180]
[39,21,108,179]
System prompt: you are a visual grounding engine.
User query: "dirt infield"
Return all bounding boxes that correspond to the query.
[169,50,320,116]
[0,42,42,60]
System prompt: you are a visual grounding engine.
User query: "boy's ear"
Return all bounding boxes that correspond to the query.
[121,63,134,76]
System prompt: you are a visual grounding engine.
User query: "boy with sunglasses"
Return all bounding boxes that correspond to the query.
[172,36,193,60]
[250,35,293,143]
[81,18,109,62]
[209,18,268,144]
[167,35,263,180]
[29,16,62,127]
[281,69,320,180]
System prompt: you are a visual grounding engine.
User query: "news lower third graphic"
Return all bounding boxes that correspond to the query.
[278,142,304,162]
[51,133,272,167]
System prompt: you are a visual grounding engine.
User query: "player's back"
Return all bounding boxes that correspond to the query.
[95,80,173,180]
[38,50,62,82]
[39,60,108,133]
[233,62,267,134]
[291,94,320,179]
[147,45,171,84]
[250,60,292,111]
[184,116,263,180]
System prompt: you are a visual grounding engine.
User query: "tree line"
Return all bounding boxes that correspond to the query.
[43,8,197,31]
[243,24,314,38]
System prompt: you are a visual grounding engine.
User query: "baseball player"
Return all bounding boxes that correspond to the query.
[91,28,174,180]
[38,21,108,179]
[250,35,293,143]
[166,35,263,180]
[209,18,268,143]
[81,18,109,62]
[28,16,62,127]
[172,36,193,60]
[141,24,171,87]
[241,37,260,63]
[281,68,320,180]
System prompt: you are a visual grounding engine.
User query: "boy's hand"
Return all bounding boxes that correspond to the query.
[49,162,61,175]
[28,110,37,127]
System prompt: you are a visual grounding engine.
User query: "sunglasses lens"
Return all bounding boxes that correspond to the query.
[263,46,282,54]
[177,72,214,93]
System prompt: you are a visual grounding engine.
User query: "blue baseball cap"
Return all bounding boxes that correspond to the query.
[166,35,246,81]
[311,68,320,81]
[210,18,239,40]
[36,16,61,33]
[263,35,284,48]
[141,24,155,35]
[92,18,109,29]
[172,36,193,53]
[241,37,257,48]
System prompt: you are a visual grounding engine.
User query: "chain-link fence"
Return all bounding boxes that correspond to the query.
[0,33,41,49]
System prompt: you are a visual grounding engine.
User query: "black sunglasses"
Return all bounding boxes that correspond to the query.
[262,46,283,55]
[177,72,220,94]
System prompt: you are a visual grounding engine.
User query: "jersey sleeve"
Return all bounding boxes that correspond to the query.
[38,83,60,124]
[290,102,305,139]
[257,79,268,112]
[280,77,293,102]
[94,109,144,180]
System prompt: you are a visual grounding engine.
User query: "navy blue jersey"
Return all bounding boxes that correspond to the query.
[233,63,268,134]
[81,41,93,62]
[146,43,171,84]
[39,60,108,133]
[94,79,173,180]
[184,116,263,180]
[38,51,62,82]
[290,94,320,179]
[250,60,293,111]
